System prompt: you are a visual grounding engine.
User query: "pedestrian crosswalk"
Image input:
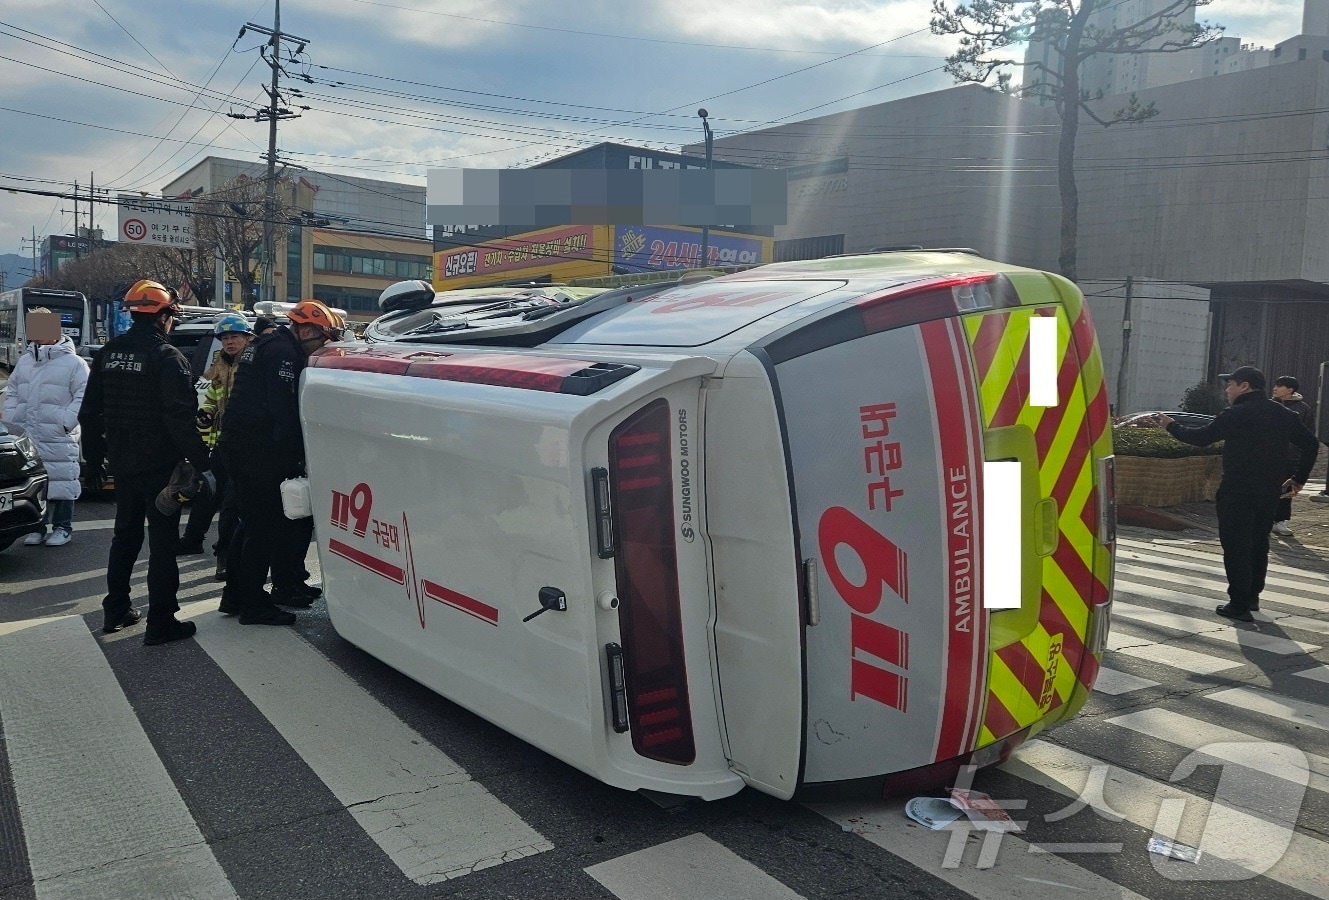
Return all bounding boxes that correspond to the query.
[1,534,1328,899]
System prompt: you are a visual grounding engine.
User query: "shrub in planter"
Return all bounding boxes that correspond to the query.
[1113,425,1223,506]
[1112,426,1222,459]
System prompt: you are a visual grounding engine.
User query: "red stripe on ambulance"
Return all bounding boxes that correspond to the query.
[328,538,406,585]
[920,318,988,762]
[421,579,500,626]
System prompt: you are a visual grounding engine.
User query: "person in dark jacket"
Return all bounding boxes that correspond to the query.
[218,300,345,626]
[1270,375,1315,536]
[1156,366,1319,623]
[79,280,213,645]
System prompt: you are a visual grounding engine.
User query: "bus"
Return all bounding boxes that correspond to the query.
[301,250,1116,801]
[0,288,93,372]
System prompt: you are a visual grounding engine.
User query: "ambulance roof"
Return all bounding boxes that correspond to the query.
[549,251,1041,353]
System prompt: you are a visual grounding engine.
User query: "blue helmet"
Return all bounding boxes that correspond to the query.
[214,313,253,336]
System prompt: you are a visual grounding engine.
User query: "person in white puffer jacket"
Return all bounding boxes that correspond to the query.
[1,310,89,546]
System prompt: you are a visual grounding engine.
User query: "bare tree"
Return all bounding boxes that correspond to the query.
[931,0,1222,280]
[193,175,295,309]
[155,244,219,306]
[30,243,173,304]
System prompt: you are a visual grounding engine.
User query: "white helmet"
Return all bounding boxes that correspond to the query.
[379,279,435,312]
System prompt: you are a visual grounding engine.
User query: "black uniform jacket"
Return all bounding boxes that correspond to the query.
[79,321,209,477]
[1167,391,1319,494]
[219,325,307,478]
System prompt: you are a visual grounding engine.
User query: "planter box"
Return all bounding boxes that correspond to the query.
[1114,455,1223,507]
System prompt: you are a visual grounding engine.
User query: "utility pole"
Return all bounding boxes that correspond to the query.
[22,227,38,279]
[1116,275,1134,416]
[88,171,96,242]
[73,180,80,258]
[231,0,308,303]
[697,108,713,271]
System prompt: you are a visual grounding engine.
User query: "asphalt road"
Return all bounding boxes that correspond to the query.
[2,509,1328,900]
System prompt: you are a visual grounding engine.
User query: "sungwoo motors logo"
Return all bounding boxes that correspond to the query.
[678,408,695,542]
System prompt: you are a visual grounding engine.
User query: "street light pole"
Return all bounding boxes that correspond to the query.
[698,108,713,271]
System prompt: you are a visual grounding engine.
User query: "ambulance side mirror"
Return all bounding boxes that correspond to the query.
[523,586,568,622]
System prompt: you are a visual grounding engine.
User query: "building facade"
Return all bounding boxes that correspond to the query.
[431,143,773,290]
[163,157,424,238]
[695,38,1329,408]
[163,157,429,319]
[692,86,1064,271]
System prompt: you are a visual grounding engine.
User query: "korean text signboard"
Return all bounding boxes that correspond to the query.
[117,195,195,249]
[437,224,597,284]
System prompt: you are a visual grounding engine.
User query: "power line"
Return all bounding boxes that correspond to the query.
[116,55,267,192]
[101,36,252,188]
[89,0,176,77]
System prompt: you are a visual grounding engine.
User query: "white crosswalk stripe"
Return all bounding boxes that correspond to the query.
[1117,537,1329,585]
[1113,574,1329,630]
[1111,601,1321,655]
[1106,626,1244,674]
[1204,687,1329,733]
[1091,667,1160,695]
[810,802,1155,900]
[3,534,1329,900]
[1105,708,1329,795]
[1295,666,1329,684]
[1006,741,1329,895]
[0,616,235,900]
[586,834,806,900]
[178,599,552,884]
[1115,563,1329,614]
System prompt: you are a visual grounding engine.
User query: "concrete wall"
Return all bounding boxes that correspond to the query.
[1076,60,1328,283]
[1080,279,1211,413]
[692,86,1063,271]
[703,59,1329,287]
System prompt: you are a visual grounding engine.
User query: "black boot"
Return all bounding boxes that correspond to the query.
[102,607,142,634]
[144,619,197,646]
[271,588,315,608]
[239,603,296,626]
[1215,604,1255,624]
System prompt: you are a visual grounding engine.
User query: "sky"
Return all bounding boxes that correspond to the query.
[0,0,1307,267]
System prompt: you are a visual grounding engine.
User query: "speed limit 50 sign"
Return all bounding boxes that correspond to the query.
[117,195,195,248]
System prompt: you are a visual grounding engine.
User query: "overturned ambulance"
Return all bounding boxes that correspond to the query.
[300,250,1116,801]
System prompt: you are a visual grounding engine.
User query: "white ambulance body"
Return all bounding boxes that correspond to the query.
[301,251,1116,801]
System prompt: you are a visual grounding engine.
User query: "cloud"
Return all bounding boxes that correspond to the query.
[0,0,1308,261]
[1209,0,1303,49]
[649,0,937,49]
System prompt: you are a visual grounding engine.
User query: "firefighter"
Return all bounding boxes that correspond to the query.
[79,280,213,646]
[180,313,255,577]
[219,300,345,625]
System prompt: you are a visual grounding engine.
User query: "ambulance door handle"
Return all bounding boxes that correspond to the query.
[804,558,820,627]
[523,587,568,623]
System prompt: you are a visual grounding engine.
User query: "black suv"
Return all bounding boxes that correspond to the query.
[0,420,49,551]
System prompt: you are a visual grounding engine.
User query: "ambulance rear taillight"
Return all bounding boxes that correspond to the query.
[606,399,696,765]
[855,273,1020,333]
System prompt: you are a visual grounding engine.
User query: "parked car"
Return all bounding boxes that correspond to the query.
[1115,410,1216,429]
[0,420,49,551]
